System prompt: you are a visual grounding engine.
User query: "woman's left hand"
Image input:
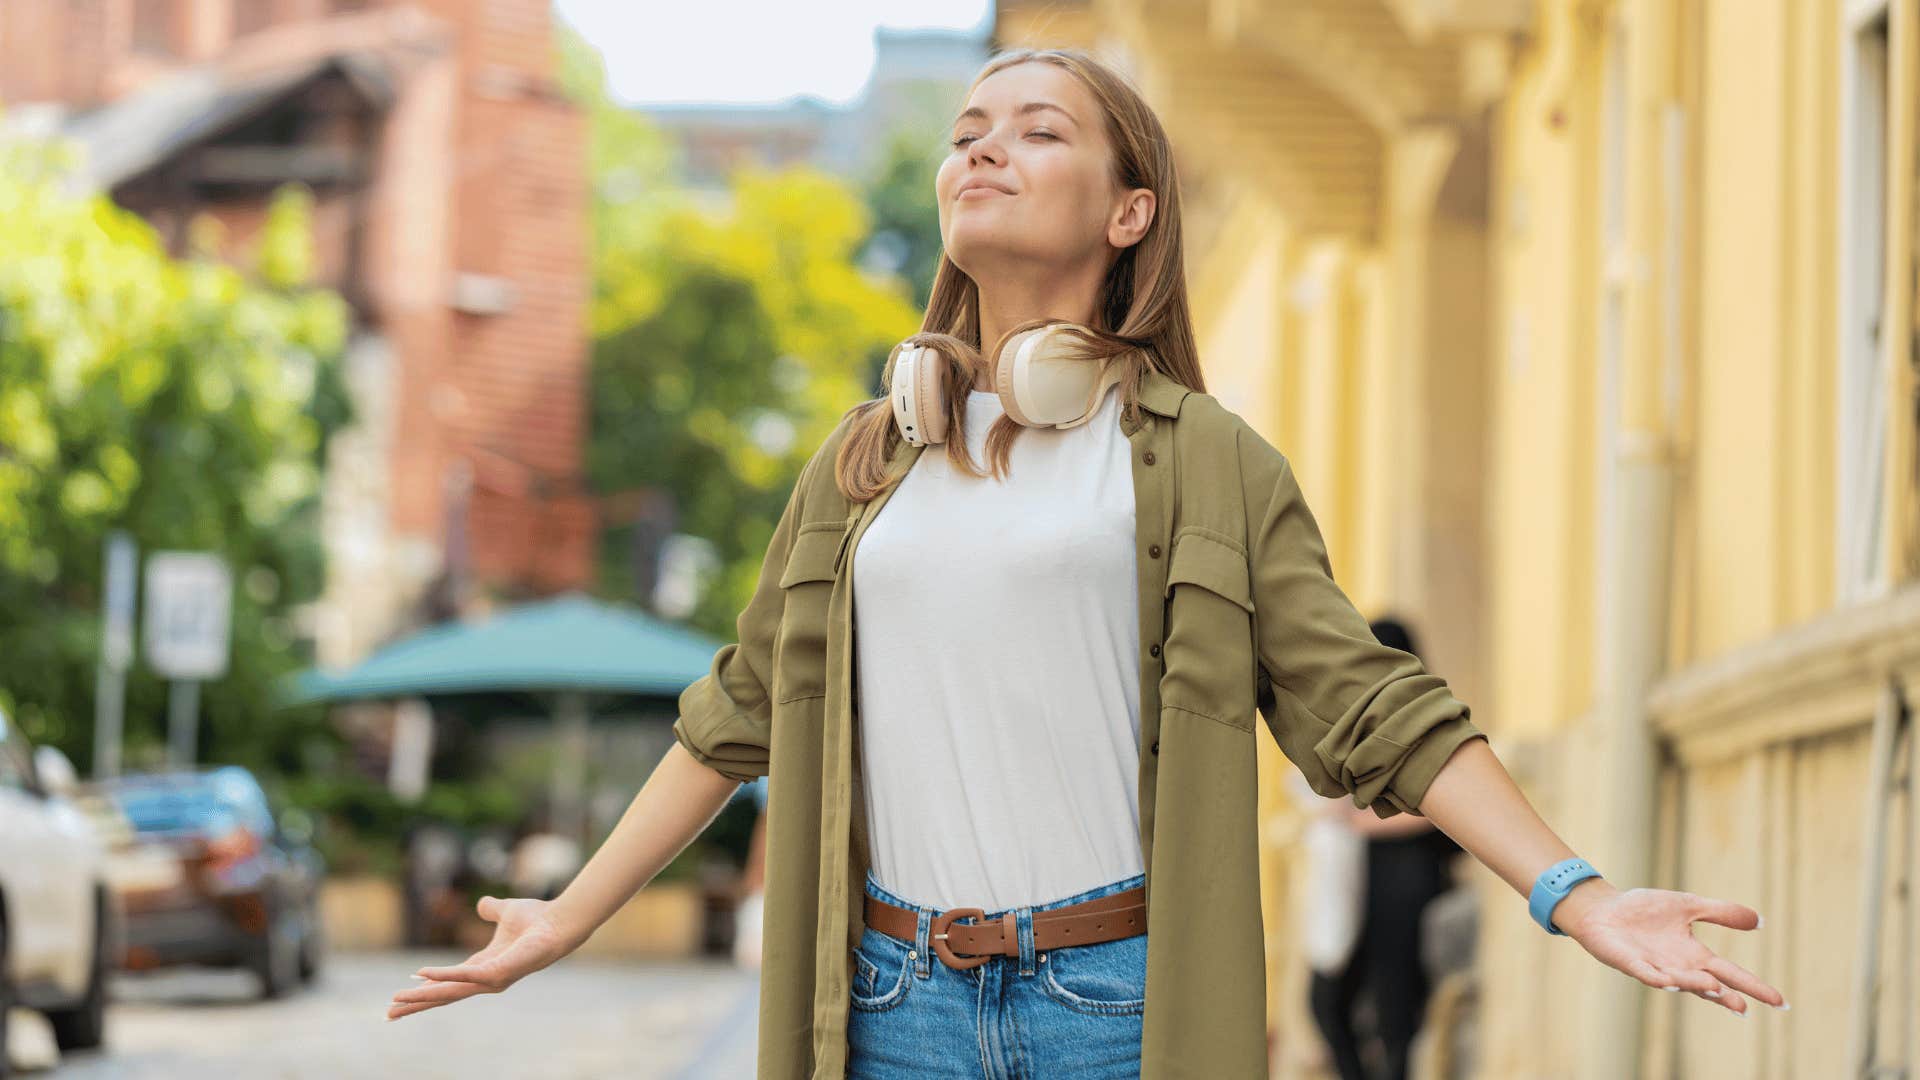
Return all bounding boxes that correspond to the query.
[1553,880,1788,1015]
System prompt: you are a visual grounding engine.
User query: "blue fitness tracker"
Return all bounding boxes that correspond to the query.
[1529,857,1602,936]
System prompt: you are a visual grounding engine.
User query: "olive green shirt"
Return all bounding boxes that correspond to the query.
[674,365,1488,1078]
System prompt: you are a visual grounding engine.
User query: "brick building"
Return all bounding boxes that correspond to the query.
[0,0,595,667]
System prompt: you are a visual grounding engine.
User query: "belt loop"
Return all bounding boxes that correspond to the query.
[1017,905,1035,977]
[914,905,932,978]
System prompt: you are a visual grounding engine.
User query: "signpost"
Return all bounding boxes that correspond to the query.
[142,551,232,768]
[92,531,137,779]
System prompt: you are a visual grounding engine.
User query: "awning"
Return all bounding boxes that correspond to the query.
[280,592,723,706]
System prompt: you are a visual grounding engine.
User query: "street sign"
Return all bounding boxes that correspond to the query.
[143,552,232,681]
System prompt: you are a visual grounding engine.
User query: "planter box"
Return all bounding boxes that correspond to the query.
[319,874,405,951]
[568,881,705,960]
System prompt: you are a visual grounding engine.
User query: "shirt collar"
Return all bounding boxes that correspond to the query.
[1135,363,1191,420]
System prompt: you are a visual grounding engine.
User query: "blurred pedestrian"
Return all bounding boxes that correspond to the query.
[509,804,584,903]
[732,775,770,969]
[403,821,465,947]
[1306,616,1466,1080]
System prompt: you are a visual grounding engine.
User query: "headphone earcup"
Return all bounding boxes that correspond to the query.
[997,322,1107,428]
[890,344,951,446]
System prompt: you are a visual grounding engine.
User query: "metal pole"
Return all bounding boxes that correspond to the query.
[94,530,136,779]
[93,662,125,780]
[167,679,200,768]
[551,691,591,844]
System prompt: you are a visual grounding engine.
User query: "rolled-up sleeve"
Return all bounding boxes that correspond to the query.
[672,445,822,785]
[1243,435,1487,817]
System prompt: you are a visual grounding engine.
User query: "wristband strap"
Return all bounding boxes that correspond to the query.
[1529,857,1602,936]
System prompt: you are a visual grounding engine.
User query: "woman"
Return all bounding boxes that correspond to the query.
[385,47,1787,1077]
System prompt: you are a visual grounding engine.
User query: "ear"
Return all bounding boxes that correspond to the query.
[1107,187,1156,250]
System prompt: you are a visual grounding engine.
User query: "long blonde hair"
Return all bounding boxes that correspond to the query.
[832,46,1207,503]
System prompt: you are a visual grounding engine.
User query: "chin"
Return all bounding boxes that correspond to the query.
[945,226,1048,274]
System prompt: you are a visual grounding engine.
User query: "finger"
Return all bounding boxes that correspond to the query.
[415,959,507,987]
[477,895,502,922]
[1687,895,1761,932]
[1653,966,1726,999]
[1703,954,1789,1010]
[414,948,505,984]
[387,998,447,1020]
[391,979,490,1007]
[1622,957,1675,990]
[1650,965,1744,1012]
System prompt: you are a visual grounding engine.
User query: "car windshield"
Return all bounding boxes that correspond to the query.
[97,773,259,837]
[113,790,237,836]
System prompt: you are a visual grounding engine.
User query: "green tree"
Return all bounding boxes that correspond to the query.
[559,28,922,636]
[860,109,954,316]
[0,140,352,774]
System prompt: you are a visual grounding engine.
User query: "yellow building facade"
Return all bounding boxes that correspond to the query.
[997,1,1919,1076]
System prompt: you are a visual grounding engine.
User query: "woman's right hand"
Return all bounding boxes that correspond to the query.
[386,895,580,1021]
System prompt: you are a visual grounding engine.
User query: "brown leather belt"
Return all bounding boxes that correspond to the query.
[864,886,1148,971]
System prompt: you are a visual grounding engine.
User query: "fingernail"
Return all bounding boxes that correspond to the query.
[1705,990,1720,997]
[1661,985,1678,992]
[1775,1001,1791,1011]
[1756,914,1765,929]
[410,974,428,981]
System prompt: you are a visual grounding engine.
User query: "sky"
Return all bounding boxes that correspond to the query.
[552,0,995,107]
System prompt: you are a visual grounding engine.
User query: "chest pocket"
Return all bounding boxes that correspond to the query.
[773,520,847,704]
[1159,527,1258,731]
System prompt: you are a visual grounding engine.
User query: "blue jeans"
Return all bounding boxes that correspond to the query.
[847,868,1149,1079]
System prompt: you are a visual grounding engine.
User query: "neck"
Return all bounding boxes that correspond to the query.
[973,272,1104,393]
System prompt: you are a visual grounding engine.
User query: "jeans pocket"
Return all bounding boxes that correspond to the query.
[849,927,913,1012]
[1038,932,1148,1016]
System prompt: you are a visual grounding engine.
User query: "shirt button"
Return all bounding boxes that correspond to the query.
[1148,544,1161,559]
[1149,643,1161,658]
[1142,451,1156,465]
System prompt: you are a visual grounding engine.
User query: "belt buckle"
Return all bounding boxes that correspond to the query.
[929,907,1001,971]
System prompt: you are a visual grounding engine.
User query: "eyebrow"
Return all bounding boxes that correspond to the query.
[951,101,1078,129]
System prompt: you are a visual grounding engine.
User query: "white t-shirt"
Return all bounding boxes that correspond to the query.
[852,383,1145,913]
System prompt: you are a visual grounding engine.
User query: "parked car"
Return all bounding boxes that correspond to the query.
[81,765,325,1000]
[0,710,116,1078]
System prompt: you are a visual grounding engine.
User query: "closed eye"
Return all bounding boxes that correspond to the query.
[949,131,1060,148]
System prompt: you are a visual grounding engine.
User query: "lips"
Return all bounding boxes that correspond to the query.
[956,180,1014,199]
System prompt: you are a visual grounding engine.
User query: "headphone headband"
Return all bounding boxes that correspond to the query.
[889,322,1118,447]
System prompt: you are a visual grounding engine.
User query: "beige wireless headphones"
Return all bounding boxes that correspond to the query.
[888,321,1126,447]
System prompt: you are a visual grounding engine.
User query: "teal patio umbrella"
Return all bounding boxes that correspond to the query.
[281,592,724,839]
[283,592,721,704]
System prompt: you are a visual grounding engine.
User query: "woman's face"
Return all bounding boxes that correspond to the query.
[936,62,1130,278]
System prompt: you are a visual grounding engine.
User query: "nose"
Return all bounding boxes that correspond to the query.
[966,129,1005,167]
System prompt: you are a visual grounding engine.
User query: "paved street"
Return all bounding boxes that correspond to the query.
[9,949,762,1079]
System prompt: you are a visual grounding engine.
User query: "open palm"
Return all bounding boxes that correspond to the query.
[386,896,577,1021]
[1563,886,1786,1015]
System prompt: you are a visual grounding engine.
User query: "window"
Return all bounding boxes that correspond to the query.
[1836,0,1892,602]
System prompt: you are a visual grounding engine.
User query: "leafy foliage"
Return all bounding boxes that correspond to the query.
[0,138,352,774]
[558,26,925,637]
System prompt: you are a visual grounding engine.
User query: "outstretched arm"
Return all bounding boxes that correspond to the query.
[386,743,740,1021]
[1240,427,1787,1015]
[1417,737,1788,1015]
